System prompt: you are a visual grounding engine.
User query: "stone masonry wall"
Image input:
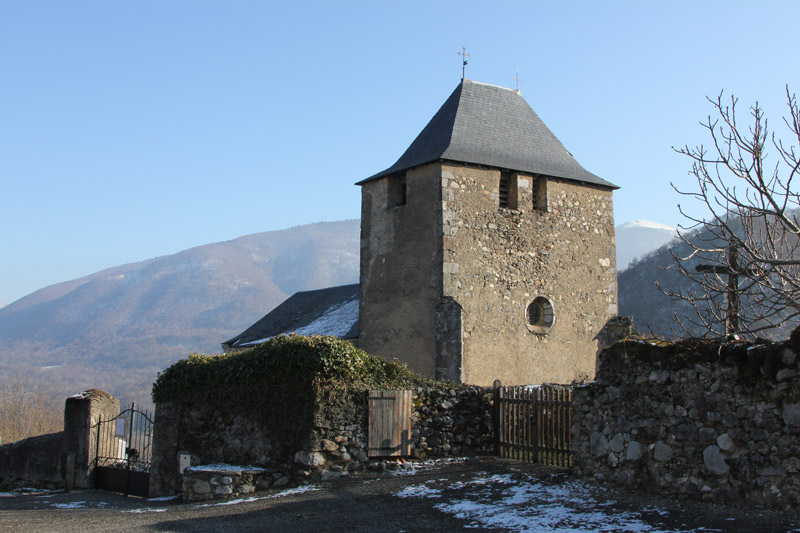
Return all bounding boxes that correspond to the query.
[573,337,800,514]
[441,163,617,386]
[359,160,617,386]
[153,384,494,499]
[411,385,494,458]
[0,432,64,490]
[358,164,442,377]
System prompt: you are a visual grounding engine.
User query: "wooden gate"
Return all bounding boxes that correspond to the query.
[92,402,154,497]
[493,381,573,466]
[368,390,412,457]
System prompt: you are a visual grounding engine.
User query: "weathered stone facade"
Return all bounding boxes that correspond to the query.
[443,164,617,385]
[359,160,617,385]
[359,163,442,377]
[573,337,800,514]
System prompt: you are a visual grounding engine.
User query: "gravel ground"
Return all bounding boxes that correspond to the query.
[1,458,799,532]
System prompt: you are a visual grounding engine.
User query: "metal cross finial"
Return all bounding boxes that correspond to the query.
[458,46,470,79]
[513,69,523,91]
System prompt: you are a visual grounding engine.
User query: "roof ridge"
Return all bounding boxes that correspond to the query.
[463,78,517,92]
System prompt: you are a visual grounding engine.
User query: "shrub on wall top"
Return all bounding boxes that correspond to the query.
[151,334,431,406]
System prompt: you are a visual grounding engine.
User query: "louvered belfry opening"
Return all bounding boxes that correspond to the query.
[499,171,518,209]
[389,173,407,207]
[499,172,510,207]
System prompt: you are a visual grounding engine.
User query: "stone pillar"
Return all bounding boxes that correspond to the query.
[63,389,120,489]
[148,402,182,497]
[436,297,463,383]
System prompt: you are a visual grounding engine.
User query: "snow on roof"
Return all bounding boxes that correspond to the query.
[293,297,358,337]
[224,284,360,349]
[239,297,358,346]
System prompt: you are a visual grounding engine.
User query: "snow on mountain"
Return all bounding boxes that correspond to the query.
[615,220,677,271]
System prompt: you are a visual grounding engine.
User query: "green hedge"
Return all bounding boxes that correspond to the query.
[152,334,432,407]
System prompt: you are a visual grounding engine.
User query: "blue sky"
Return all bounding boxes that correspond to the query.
[1,1,798,305]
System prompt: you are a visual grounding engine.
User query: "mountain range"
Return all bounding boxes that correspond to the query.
[0,220,359,404]
[615,220,677,271]
[0,218,681,406]
[618,223,800,340]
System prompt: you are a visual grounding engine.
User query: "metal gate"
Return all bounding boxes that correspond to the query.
[493,381,573,466]
[92,402,154,497]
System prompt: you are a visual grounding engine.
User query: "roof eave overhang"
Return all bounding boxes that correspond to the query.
[356,158,619,190]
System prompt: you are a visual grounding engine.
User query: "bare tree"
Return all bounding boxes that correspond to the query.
[665,87,800,338]
[0,374,64,444]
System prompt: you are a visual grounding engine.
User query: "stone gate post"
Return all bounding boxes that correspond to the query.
[62,389,120,489]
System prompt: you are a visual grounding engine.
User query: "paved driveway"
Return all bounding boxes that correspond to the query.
[1,458,798,532]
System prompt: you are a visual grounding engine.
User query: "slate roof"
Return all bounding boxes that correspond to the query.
[358,79,616,189]
[222,284,359,351]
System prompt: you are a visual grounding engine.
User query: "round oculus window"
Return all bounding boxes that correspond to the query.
[526,297,554,334]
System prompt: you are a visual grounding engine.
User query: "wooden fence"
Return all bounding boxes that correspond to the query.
[493,381,573,466]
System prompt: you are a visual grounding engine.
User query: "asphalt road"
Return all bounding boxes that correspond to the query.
[1,458,798,532]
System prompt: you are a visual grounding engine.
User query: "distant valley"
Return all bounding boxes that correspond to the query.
[0,218,695,406]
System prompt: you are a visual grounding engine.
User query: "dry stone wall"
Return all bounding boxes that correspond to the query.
[573,337,800,514]
[0,432,64,490]
[154,384,494,499]
[411,385,494,458]
[182,465,291,502]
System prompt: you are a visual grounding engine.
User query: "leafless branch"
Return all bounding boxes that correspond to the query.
[665,87,800,339]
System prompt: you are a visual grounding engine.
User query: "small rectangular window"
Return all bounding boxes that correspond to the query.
[389,175,407,207]
[532,177,548,211]
[499,171,518,209]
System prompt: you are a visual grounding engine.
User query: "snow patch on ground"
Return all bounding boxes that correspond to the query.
[195,485,320,508]
[395,484,443,498]
[395,473,682,532]
[123,507,168,513]
[147,495,182,502]
[186,463,266,473]
[388,456,470,476]
[52,501,88,509]
[0,488,56,497]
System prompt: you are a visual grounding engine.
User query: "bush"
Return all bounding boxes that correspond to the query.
[152,334,431,406]
[151,335,433,454]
